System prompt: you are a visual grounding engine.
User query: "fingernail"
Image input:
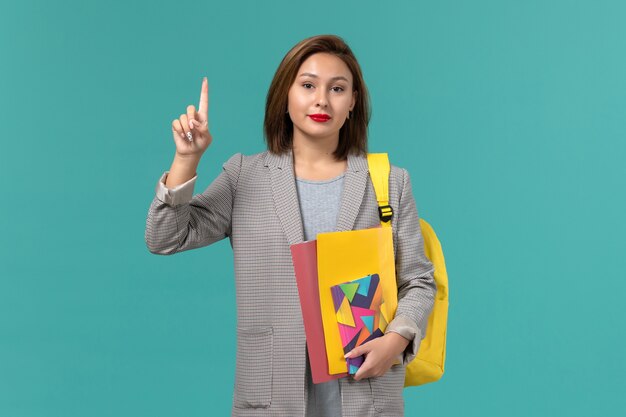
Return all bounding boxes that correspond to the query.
[186,132,193,141]
[344,352,351,358]
[189,120,194,129]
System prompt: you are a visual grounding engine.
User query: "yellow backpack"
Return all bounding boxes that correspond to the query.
[367,153,449,387]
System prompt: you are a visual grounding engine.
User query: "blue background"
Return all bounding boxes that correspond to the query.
[1,0,625,416]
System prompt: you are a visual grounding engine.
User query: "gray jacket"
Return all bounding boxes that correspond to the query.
[145,149,436,417]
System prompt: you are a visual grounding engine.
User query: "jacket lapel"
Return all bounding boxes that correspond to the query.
[264,149,370,245]
[265,149,304,245]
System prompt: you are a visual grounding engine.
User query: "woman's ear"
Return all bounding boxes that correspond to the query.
[351,90,357,111]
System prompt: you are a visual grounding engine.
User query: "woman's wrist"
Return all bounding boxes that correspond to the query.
[384,331,410,354]
[166,153,201,188]
[174,151,202,165]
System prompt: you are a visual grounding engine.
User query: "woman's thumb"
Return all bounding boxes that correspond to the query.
[345,346,364,358]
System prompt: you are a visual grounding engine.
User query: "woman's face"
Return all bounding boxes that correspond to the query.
[287,52,356,145]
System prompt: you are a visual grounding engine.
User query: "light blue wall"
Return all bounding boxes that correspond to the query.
[1,1,625,416]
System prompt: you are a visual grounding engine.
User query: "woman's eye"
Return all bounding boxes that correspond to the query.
[301,83,344,92]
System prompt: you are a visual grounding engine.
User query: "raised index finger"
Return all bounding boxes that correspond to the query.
[198,77,209,122]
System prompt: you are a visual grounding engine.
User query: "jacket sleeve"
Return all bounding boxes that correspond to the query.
[384,168,437,365]
[144,153,243,255]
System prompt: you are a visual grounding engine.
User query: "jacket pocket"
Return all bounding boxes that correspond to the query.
[368,363,406,414]
[233,326,273,409]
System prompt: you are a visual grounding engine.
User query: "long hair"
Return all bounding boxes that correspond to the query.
[264,34,371,160]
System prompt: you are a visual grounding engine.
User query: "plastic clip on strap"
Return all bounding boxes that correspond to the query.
[367,153,393,228]
[378,204,393,223]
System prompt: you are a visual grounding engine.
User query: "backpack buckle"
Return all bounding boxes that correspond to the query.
[378,205,393,223]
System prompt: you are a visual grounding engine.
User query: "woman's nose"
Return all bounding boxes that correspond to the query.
[316,90,328,107]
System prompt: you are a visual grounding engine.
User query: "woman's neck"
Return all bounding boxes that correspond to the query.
[292,131,340,165]
[292,134,347,180]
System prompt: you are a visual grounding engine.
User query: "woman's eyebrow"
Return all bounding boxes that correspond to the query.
[298,72,349,82]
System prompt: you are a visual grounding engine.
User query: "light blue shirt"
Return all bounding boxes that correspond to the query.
[295,173,345,417]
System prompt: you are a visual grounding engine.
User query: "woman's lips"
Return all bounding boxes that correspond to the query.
[309,114,331,122]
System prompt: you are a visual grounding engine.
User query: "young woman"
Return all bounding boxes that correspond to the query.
[145,34,436,417]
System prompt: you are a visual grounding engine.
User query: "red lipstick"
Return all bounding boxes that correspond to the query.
[309,114,331,122]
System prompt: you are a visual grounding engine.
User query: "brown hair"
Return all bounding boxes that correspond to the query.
[264,34,371,160]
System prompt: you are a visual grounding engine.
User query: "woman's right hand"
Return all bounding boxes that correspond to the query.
[171,77,212,158]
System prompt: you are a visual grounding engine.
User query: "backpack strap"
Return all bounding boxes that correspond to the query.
[367,153,393,228]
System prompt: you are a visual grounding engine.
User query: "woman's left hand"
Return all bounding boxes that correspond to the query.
[346,332,410,381]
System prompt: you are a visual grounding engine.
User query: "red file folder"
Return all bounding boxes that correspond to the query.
[290,240,348,384]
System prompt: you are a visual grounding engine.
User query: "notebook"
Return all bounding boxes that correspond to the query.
[330,273,388,374]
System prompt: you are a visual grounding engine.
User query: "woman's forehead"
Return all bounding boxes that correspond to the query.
[297,53,352,81]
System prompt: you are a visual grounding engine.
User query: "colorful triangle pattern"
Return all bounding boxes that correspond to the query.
[330,273,385,375]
